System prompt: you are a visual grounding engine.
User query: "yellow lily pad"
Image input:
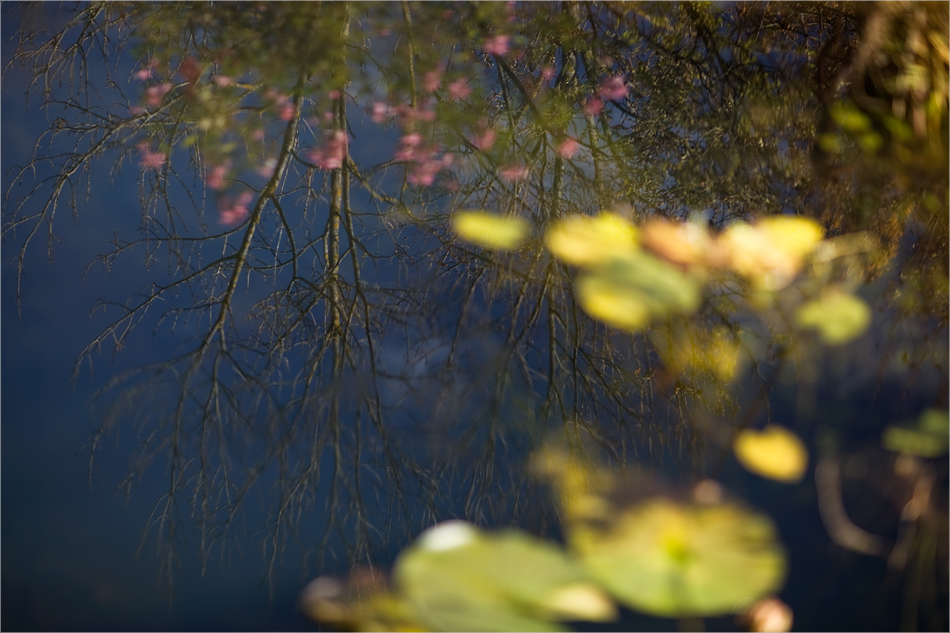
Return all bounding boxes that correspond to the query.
[718,217,824,290]
[452,211,528,251]
[733,426,809,483]
[544,212,638,267]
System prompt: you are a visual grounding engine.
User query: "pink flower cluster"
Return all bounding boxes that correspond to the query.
[499,164,529,182]
[138,143,167,171]
[206,160,231,190]
[308,130,348,170]
[598,75,627,101]
[134,59,159,81]
[447,78,472,100]
[470,128,497,151]
[266,89,295,121]
[219,190,254,227]
[557,137,579,159]
[146,82,173,107]
[395,133,453,187]
[483,34,510,56]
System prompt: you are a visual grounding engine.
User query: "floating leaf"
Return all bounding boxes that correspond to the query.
[718,217,824,290]
[640,218,713,270]
[733,426,808,483]
[452,211,528,251]
[544,212,638,267]
[300,568,426,632]
[575,251,702,330]
[569,497,786,618]
[795,291,871,345]
[882,408,949,457]
[394,521,616,632]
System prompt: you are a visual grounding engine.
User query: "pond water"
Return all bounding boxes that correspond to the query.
[2,3,948,631]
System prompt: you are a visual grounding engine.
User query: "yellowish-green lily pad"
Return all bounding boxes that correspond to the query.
[452,211,528,251]
[394,521,616,632]
[575,251,701,331]
[733,426,809,483]
[568,497,786,618]
[882,408,949,457]
[795,291,871,345]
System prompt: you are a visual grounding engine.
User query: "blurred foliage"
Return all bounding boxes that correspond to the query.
[3,0,947,630]
[303,451,788,631]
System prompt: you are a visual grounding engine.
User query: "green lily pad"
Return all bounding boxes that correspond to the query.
[394,521,616,632]
[882,408,949,457]
[795,291,871,345]
[568,498,786,618]
[575,252,701,330]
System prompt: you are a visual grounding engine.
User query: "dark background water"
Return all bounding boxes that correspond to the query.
[2,4,948,632]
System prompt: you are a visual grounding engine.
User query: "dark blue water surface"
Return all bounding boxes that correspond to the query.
[3,4,948,632]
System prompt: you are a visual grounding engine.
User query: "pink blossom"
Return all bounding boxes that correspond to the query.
[146,82,173,107]
[219,191,254,227]
[371,102,390,124]
[328,90,340,100]
[395,133,423,162]
[448,78,472,100]
[499,164,529,182]
[598,75,627,101]
[178,57,201,83]
[135,58,159,81]
[214,75,233,87]
[138,144,167,171]
[279,103,295,120]
[378,27,391,37]
[206,161,231,190]
[441,153,455,167]
[128,106,145,117]
[423,70,442,92]
[557,137,579,159]
[309,130,348,170]
[322,111,334,123]
[257,157,277,178]
[252,129,265,141]
[483,34,510,57]
[583,96,603,117]
[541,66,556,81]
[408,161,440,186]
[420,109,436,122]
[470,129,497,151]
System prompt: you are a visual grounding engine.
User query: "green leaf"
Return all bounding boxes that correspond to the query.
[568,498,786,618]
[795,291,871,345]
[453,211,528,251]
[575,251,701,330]
[882,408,949,457]
[394,521,616,632]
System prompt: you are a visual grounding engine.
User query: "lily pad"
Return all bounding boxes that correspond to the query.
[545,212,638,267]
[300,568,426,632]
[733,426,809,483]
[569,498,786,618]
[575,252,701,331]
[718,217,824,290]
[795,291,871,345]
[882,408,949,457]
[394,521,616,632]
[453,211,528,251]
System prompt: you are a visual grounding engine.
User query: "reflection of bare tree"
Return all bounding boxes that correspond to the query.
[3,4,946,613]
